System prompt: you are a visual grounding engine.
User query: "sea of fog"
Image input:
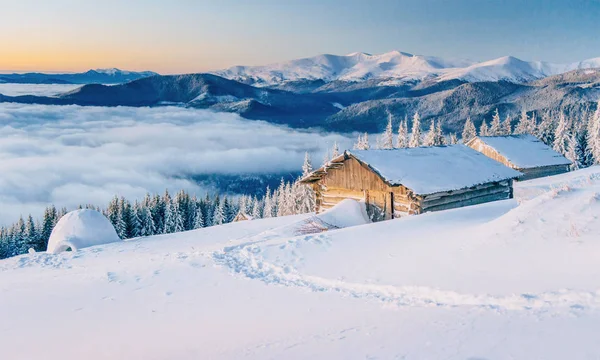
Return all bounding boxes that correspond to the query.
[0,85,352,225]
[0,83,82,97]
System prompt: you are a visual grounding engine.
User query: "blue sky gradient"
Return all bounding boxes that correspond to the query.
[1,0,599,73]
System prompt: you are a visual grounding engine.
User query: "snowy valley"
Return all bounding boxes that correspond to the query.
[2,167,600,359]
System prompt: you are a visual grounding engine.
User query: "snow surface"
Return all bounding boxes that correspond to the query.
[213,50,600,85]
[2,168,600,359]
[470,134,571,169]
[348,146,522,195]
[46,209,121,254]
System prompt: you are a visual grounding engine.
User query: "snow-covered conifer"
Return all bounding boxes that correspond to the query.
[489,109,502,136]
[587,102,600,164]
[479,119,489,136]
[553,112,570,156]
[396,117,408,148]
[382,113,394,149]
[462,117,477,143]
[423,120,436,146]
[408,112,422,148]
[502,114,512,135]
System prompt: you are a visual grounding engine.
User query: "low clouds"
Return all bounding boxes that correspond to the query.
[0,103,352,225]
[0,84,81,97]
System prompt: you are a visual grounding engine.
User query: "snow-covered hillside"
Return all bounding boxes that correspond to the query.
[213,50,600,85]
[2,167,600,359]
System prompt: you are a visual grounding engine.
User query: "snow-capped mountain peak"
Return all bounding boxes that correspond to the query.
[212,51,600,86]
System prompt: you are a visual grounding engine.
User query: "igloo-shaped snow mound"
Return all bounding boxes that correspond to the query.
[46,209,121,254]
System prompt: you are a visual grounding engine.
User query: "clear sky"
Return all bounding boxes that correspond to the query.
[1,0,599,74]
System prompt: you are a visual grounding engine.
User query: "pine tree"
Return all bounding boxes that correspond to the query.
[354,133,370,150]
[502,115,512,135]
[251,197,262,219]
[536,113,555,146]
[514,111,535,135]
[435,122,445,145]
[587,101,600,164]
[396,117,408,148]
[139,203,156,236]
[408,112,422,148]
[130,201,143,238]
[479,119,489,136]
[489,109,502,136]
[331,141,340,158]
[40,205,57,250]
[565,132,580,171]
[302,152,313,176]
[462,117,477,144]
[382,113,394,149]
[25,214,38,251]
[448,133,458,144]
[553,112,570,156]
[212,200,225,226]
[263,189,273,218]
[423,120,437,146]
[193,204,205,229]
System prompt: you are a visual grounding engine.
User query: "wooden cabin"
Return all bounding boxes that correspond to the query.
[233,212,253,222]
[466,135,571,181]
[300,145,522,221]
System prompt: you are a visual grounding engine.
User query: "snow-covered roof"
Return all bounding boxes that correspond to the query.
[469,135,571,169]
[346,145,522,195]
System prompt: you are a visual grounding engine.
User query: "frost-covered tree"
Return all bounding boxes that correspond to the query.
[423,120,436,147]
[462,117,477,144]
[396,117,408,148]
[331,141,340,158]
[140,204,156,236]
[302,152,313,176]
[502,115,512,135]
[587,102,600,164]
[479,119,489,136]
[536,113,555,146]
[251,196,262,219]
[553,112,570,156]
[382,113,394,149]
[192,204,205,229]
[408,112,422,148]
[448,133,458,145]
[212,200,225,226]
[263,187,273,218]
[435,122,445,146]
[489,109,502,136]
[354,133,370,150]
[565,133,581,171]
[514,111,536,135]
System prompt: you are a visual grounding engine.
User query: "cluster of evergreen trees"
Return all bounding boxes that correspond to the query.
[351,103,600,171]
[461,104,600,169]
[353,112,459,151]
[0,155,317,260]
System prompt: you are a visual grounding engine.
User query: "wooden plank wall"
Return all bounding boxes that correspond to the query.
[518,165,570,181]
[467,139,515,169]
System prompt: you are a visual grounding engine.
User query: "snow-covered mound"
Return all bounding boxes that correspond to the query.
[46,209,121,254]
[213,51,600,85]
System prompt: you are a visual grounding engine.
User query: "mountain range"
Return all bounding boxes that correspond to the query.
[0,68,157,84]
[1,51,599,134]
[213,51,600,85]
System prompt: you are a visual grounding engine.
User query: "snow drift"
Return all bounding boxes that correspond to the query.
[46,209,121,254]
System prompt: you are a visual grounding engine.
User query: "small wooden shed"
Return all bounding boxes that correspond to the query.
[233,212,253,222]
[466,135,571,181]
[300,145,522,221]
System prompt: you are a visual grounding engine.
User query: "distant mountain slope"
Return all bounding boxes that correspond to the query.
[0,73,339,127]
[214,51,600,85]
[0,68,158,84]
